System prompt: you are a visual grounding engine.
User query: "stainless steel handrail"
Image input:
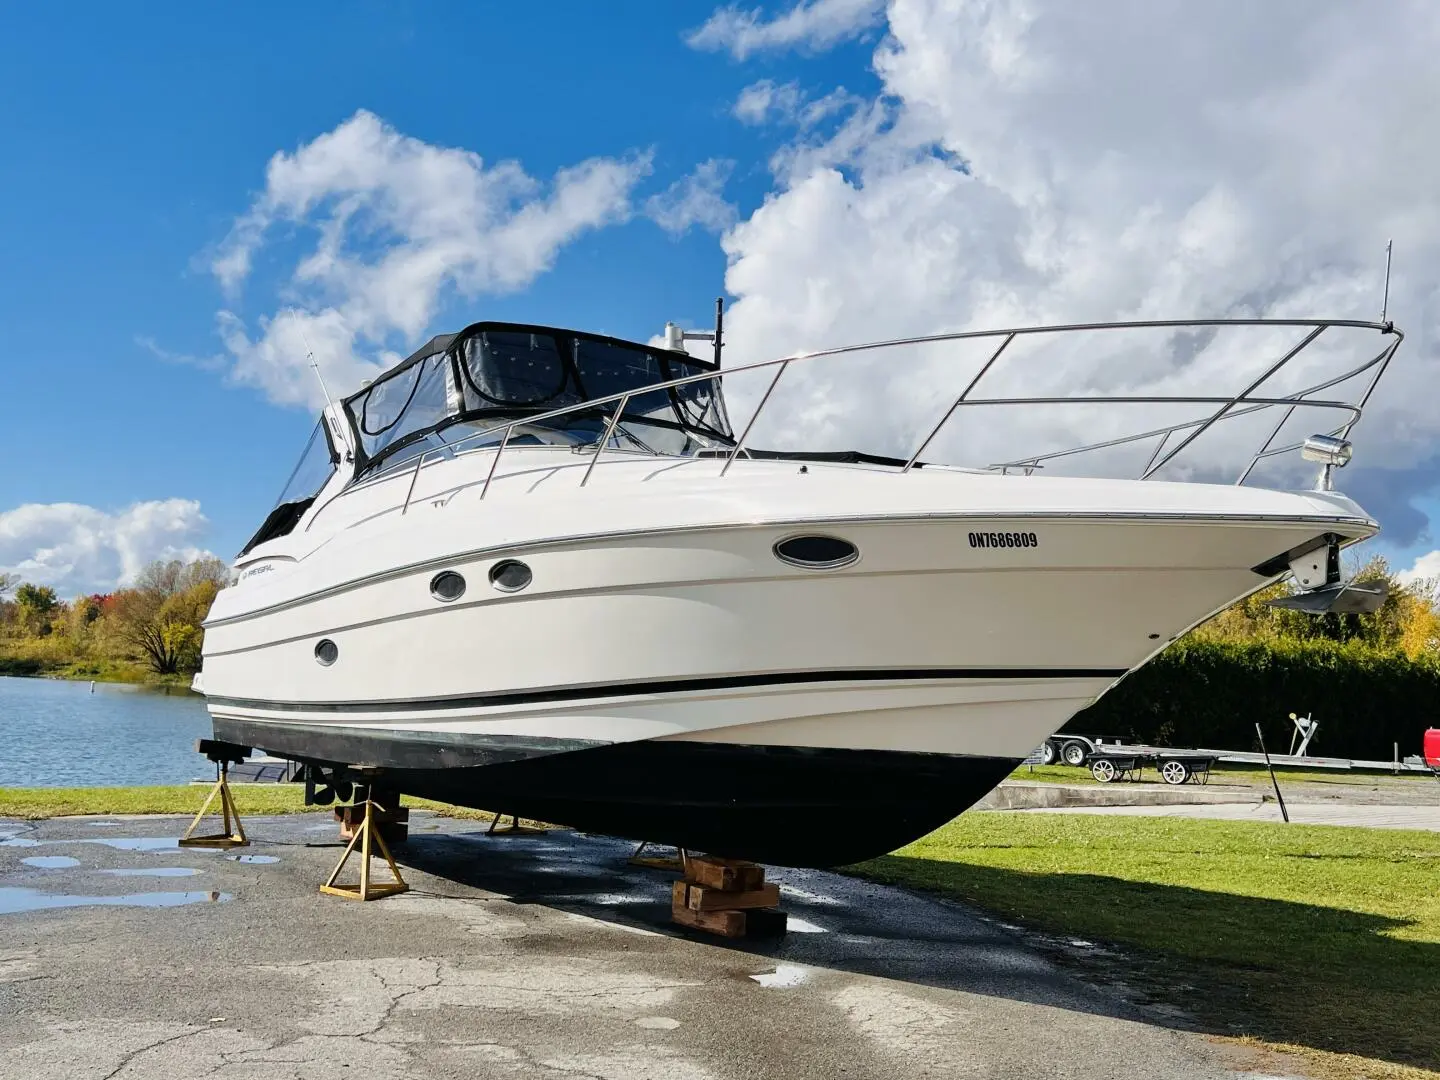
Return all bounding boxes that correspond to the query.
[346,316,1400,519]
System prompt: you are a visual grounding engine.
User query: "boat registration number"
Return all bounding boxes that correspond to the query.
[968,531,1039,549]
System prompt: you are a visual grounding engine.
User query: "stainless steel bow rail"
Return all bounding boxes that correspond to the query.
[387,317,1401,513]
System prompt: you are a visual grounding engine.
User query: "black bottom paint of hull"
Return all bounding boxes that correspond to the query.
[212,718,1018,867]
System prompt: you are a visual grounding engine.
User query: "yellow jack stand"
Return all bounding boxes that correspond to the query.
[320,799,409,901]
[628,840,690,872]
[486,812,546,836]
[179,762,249,849]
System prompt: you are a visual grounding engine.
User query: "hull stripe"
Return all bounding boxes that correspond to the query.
[204,666,1126,714]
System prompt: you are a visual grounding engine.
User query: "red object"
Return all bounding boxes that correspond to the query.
[1425,728,1440,768]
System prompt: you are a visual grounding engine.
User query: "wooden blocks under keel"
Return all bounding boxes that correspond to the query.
[671,856,787,938]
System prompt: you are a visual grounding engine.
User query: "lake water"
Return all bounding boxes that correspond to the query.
[0,676,212,787]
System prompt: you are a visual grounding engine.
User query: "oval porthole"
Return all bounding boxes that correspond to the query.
[774,535,859,570]
[314,639,339,666]
[430,570,467,602]
[489,559,533,593]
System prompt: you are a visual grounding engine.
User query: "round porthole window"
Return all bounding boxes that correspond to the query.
[489,559,533,593]
[430,570,467,602]
[774,535,859,570]
[314,639,339,666]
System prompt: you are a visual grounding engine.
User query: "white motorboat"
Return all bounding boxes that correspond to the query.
[196,314,1402,865]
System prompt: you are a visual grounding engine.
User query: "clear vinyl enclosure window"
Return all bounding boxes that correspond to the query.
[276,421,338,506]
[339,323,736,478]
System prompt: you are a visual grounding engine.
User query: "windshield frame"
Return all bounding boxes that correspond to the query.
[341,321,733,479]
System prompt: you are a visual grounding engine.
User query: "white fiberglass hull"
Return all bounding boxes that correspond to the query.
[199,454,1375,863]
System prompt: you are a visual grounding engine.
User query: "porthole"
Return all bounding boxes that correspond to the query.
[430,570,467,602]
[314,639,339,666]
[773,535,859,570]
[489,559,533,593]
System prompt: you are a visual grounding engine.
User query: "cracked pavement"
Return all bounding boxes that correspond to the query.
[0,812,1251,1079]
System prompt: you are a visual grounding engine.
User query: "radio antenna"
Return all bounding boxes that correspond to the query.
[1380,239,1393,324]
[291,312,333,407]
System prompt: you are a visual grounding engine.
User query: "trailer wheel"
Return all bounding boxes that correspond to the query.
[1062,740,1088,766]
[1040,741,1058,766]
[1160,760,1190,785]
[1090,759,1117,783]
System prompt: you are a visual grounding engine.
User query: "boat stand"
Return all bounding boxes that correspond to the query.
[486,812,546,836]
[180,743,252,850]
[320,798,409,902]
[629,840,690,872]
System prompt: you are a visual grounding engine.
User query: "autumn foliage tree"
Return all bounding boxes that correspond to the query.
[111,557,230,675]
[1191,554,1440,655]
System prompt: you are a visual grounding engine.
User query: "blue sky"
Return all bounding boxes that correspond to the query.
[0,4,873,565]
[2,1,1437,592]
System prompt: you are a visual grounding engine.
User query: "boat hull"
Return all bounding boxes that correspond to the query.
[200,465,1377,865]
[210,713,1019,866]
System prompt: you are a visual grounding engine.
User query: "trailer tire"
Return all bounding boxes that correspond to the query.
[1040,741,1058,766]
[1160,760,1190,785]
[1062,740,1088,767]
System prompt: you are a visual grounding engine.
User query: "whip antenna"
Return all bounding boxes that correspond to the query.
[291,312,333,407]
[1380,239,1393,324]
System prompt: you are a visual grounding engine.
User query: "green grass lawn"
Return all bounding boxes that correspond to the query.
[0,785,505,821]
[851,813,1440,1078]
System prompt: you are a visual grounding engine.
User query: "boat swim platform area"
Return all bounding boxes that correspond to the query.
[0,810,1253,1080]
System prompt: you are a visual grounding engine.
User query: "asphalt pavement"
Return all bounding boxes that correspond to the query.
[0,812,1267,1079]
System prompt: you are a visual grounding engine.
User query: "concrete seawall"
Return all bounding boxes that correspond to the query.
[976,780,1263,811]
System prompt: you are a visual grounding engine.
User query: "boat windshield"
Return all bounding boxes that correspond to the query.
[238,421,338,555]
[344,324,733,478]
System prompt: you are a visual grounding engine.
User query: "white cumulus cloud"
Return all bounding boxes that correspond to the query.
[646,159,738,236]
[734,79,858,130]
[1399,550,1440,590]
[698,0,1440,539]
[734,79,806,124]
[208,109,653,409]
[0,500,212,597]
[687,0,886,60]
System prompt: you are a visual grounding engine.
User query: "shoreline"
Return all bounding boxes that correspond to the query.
[0,662,194,692]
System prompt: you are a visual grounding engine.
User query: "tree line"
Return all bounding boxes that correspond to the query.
[1065,555,1440,759]
[0,557,230,681]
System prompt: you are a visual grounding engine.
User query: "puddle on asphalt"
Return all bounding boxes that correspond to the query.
[225,854,279,864]
[2,836,185,853]
[750,964,810,988]
[86,821,123,827]
[777,883,843,906]
[100,867,202,878]
[785,916,828,934]
[21,856,80,869]
[0,887,230,915]
[634,1016,681,1030]
[577,892,652,906]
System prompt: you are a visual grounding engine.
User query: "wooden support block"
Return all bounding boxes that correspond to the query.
[685,882,780,912]
[744,908,789,938]
[336,804,408,844]
[686,856,765,892]
[339,821,407,845]
[335,805,409,826]
[671,902,746,938]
